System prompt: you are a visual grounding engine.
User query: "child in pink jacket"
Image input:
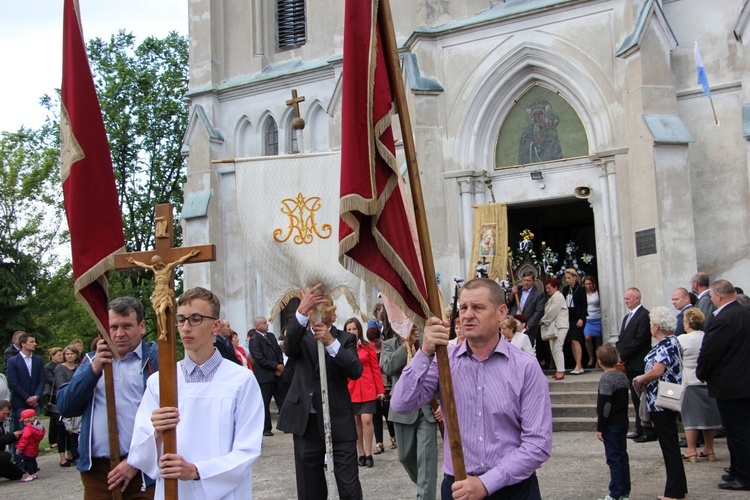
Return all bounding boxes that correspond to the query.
[16,409,46,482]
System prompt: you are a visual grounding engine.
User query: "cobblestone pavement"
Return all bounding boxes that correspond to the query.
[1,424,745,499]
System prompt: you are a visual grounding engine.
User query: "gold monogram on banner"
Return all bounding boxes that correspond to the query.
[469,203,508,280]
[274,192,333,244]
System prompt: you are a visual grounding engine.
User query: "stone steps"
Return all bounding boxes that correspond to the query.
[547,370,636,432]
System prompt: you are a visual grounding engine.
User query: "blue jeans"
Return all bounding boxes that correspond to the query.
[17,452,38,475]
[602,424,630,498]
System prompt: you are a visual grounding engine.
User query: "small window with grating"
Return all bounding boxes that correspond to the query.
[277,0,306,49]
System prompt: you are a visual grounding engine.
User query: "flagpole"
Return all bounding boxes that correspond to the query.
[103,363,123,500]
[709,98,719,126]
[377,0,467,481]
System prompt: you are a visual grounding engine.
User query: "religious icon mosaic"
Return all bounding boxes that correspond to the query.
[494,84,589,169]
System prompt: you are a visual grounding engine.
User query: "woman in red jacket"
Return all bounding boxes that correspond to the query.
[345,317,385,468]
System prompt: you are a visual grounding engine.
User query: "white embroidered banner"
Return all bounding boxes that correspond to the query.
[235,152,364,319]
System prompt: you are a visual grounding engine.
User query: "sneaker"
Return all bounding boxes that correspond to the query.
[20,473,36,482]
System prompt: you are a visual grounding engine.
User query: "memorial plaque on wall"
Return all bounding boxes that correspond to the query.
[635,228,657,257]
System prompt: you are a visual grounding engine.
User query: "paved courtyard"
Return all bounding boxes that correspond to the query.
[1,421,744,499]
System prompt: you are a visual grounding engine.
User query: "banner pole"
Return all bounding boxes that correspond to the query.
[377,0,466,481]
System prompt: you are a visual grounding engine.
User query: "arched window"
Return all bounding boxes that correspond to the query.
[263,118,279,156]
[309,103,329,152]
[287,125,299,154]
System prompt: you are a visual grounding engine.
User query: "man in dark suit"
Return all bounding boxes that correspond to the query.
[2,331,22,373]
[214,319,241,364]
[0,400,24,480]
[510,271,546,353]
[6,332,44,432]
[697,279,750,491]
[248,316,286,436]
[277,284,364,500]
[691,272,716,329]
[671,287,692,336]
[615,287,655,442]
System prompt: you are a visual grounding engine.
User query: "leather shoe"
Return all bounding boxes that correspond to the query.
[718,480,750,491]
[263,431,274,436]
[627,431,643,439]
[633,434,657,443]
[722,473,735,482]
[724,467,732,474]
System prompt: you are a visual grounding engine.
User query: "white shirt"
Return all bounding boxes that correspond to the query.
[677,331,706,386]
[713,299,735,316]
[21,352,33,376]
[509,333,535,356]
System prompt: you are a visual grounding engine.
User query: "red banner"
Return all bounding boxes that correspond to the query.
[60,0,124,340]
[339,0,430,325]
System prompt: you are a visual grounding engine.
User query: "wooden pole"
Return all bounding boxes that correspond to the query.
[709,98,719,126]
[113,204,216,499]
[103,363,122,500]
[317,330,338,497]
[507,258,521,312]
[377,0,466,481]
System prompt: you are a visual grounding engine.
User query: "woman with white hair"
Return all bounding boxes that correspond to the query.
[634,306,687,500]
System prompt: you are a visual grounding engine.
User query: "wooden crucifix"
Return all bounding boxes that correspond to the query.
[286,89,306,131]
[113,203,215,499]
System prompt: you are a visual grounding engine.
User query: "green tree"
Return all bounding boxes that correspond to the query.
[1,30,191,359]
[85,31,189,329]
[0,126,65,367]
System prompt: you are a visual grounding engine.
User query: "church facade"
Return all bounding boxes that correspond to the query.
[180,0,750,341]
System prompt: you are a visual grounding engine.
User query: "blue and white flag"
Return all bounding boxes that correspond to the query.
[694,41,711,99]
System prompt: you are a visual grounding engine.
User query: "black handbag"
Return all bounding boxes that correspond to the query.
[44,377,59,415]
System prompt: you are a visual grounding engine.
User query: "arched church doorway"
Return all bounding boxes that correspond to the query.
[508,198,598,370]
[507,198,597,281]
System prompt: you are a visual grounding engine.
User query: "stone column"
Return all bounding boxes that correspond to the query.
[458,178,475,275]
[473,179,486,206]
[606,161,625,322]
[597,161,618,345]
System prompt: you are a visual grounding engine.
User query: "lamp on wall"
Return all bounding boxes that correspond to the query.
[530,171,543,180]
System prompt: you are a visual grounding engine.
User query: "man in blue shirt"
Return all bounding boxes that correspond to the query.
[57,296,158,499]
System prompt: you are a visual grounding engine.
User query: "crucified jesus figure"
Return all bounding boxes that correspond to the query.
[127,249,200,340]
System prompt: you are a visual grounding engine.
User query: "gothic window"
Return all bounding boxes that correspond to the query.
[286,123,299,154]
[263,118,279,156]
[277,0,306,49]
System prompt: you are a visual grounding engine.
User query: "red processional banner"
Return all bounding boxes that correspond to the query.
[60,0,125,341]
[339,0,430,326]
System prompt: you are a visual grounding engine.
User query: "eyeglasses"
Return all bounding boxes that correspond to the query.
[175,314,218,327]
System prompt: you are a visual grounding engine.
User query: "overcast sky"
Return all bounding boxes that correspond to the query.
[0,0,188,133]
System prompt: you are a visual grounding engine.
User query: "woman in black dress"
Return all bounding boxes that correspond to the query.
[562,268,587,374]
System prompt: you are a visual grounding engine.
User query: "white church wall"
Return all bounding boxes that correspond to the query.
[233,116,256,158]
[183,0,750,329]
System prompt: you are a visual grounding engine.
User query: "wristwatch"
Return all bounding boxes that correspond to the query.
[194,465,200,481]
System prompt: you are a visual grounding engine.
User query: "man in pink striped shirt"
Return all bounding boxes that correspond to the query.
[391,278,553,499]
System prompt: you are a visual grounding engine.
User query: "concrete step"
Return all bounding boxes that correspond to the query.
[553,417,637,432]
[550,391,599,405]
[547,380,602,392]
[552,404,636,418]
